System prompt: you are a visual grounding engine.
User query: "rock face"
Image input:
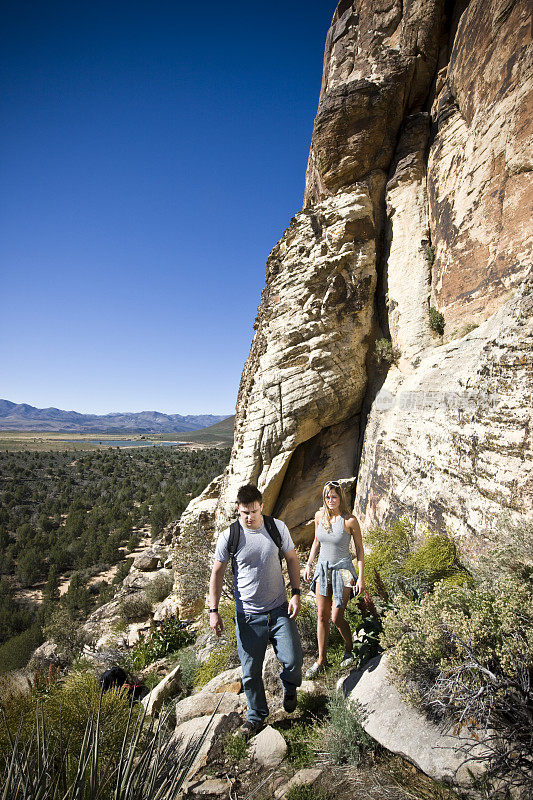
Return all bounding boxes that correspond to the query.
[355,0,533,545]
[177,1,532,580]
[355,291,532,557]
[427,0,532,330]
[216,189,377,540]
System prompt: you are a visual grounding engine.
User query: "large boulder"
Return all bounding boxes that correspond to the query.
[142,664,184,716]
[29,640,66,669]
[199,666,243,694]
[171,712,241,783]
[342,653,488,787]
[133,549,161,571]
[249,725,287,767]
[174,690,244,727]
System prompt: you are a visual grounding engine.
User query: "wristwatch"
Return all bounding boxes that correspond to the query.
[291,588,301,596]
[209,607,219,613]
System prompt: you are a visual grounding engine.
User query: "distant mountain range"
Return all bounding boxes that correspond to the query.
[0,399,231,434]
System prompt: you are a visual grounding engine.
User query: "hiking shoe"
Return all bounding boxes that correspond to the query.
[305,661,326,679]
[239,719,265,737]
[340,651,355,668]
[283,691,298,713]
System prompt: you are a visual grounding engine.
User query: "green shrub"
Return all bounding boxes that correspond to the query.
[286,785,332,800]
[124,616,195,670]
[423,244,435,266]
[473,514,533,586]
[113,557,134,584]
[127,533,141,551]
[282,721,318,768]
[322,691,376,765]
[224,732,248,762]
[382,575,533,793]
[1,690,214,799]
[297,598,320,654]
[364,520,466,599]
[402,534,465,585]
[0,622,42,673]
[374,337,400,366]
[174,647,200,694]
[195,602,237,688]
[363,517,411,595]
[42,606,87,662]
[119,592,152,623]
[195,639,236,688]
[145,571,174,604]
[428,306,445,335]
[0,671,132,770]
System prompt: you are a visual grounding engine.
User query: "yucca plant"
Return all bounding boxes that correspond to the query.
[1,693,219,800]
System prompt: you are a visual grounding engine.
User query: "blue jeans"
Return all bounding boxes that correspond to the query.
[235,602,303,723]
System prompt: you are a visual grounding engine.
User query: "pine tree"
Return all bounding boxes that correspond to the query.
[44,564,60,603]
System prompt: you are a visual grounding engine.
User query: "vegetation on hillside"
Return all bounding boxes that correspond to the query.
[0,446,230,669]
[0,667,213,800]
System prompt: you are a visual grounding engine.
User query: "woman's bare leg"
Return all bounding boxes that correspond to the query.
[331,587,354,652]
[315,586,332,665]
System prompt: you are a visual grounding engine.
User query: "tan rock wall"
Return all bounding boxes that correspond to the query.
[384,112,434,366]
[428,0,532,332]
[354,288,533,561]
[304,0,444,207]
[216,189,376,529]
[216,0,448,536]
[356,0,533,544]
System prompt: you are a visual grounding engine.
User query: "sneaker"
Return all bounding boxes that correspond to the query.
[340,651,355,668]
[239,719,265,737]
[305,661,326,679]
[283,691,298,713]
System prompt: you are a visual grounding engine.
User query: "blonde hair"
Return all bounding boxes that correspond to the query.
[320,482,351,531]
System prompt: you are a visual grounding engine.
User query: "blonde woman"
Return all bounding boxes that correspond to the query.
[303,481,364,677]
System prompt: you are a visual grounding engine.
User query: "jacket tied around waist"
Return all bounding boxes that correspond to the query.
[309,556,358,608]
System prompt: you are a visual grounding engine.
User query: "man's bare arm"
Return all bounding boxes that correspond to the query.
[209,560,227,636]
[285,548,301,619]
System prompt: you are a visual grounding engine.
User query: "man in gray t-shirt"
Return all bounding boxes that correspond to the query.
[209,483,303,735]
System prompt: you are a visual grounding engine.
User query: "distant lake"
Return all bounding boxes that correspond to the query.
[63,439,184,448]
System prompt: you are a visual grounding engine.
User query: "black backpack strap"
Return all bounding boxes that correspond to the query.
[227,520,241,574]
[227,516,284,573]
[263,515,283,568]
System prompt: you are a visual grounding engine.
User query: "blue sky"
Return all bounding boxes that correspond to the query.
[1,1,338,416]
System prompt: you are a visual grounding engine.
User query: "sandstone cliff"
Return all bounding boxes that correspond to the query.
[175,0,531,594]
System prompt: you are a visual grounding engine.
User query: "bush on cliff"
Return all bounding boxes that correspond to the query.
[124,615,195,670]
[382,535,533,796]
[363,517,468,600]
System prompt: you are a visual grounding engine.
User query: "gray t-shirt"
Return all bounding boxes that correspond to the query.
[316,515,352,563]
[214,518,295,613]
